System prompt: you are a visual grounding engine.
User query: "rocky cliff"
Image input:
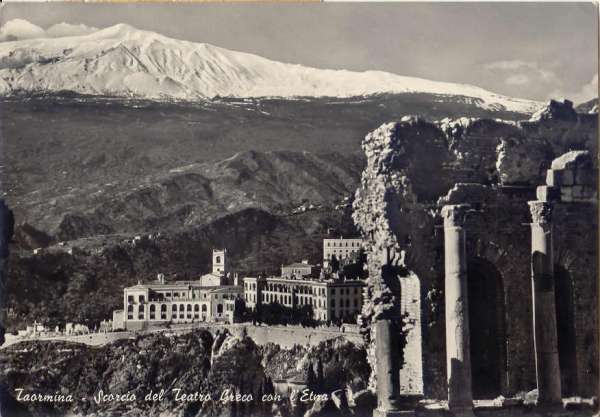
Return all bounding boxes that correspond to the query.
[0,330,370,417]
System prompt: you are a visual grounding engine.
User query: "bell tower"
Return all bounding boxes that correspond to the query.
[212,249,229,276]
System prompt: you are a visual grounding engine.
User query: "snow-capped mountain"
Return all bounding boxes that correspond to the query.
[0,21,544,113]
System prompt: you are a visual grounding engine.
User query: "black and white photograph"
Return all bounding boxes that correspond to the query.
[0,2,597,417]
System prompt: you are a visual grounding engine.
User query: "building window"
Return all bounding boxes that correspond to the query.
[139,295,145,303]
[217,304,223,314]
[187,304,192,311]
[127,305,134,313]
[172,304,177,312]
[202,304,207,312]
[150,304,156,319]
[194,304,199,312]
[331,300,335,308]
[127,295,134,303]
[138,312,144,320]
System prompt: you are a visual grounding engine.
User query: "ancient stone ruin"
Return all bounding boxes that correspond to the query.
[353,100,598,414]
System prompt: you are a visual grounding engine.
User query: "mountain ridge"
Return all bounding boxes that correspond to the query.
[0,21,544,113]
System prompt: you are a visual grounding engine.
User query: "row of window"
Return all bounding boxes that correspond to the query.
[330,298,360,309]
[247,293,361,310]
[326,248,358,253]
[127,303,225,314]
[127,292,236,303]
[262,284,314,294]
[127,312,209,321]
[149,292,210,301]
[325,241,362,247]
[243,287,361,301]
[283,268,311,274]
[245,285,361,296]
[330,287,361,295]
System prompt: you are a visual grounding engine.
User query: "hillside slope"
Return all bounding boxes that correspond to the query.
[3,93,530,242]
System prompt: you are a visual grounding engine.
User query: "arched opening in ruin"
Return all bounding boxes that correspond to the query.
[554,265,578,396]
[467,258,506,399]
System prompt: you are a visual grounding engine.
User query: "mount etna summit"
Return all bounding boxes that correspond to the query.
[0,21,544,113]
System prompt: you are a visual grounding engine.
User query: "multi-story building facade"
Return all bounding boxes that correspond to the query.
[323,237,364,266]
[121,250,241,330]
[281,260,314,279]
[243,275,364,322]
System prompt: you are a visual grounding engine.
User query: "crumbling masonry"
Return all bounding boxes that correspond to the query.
[353,100,598,411]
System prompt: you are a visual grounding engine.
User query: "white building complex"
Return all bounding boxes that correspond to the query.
[244,266,365,322]
[114,240,368,330]
[114,249,242,331]
[323,237,364,267]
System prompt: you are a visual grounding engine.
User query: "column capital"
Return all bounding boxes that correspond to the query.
[528,201,553,224]
[441,204,471,228]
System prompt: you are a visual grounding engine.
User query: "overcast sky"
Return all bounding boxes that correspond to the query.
[1,2,597,103]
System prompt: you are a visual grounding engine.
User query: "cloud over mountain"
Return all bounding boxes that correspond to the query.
[0,19,46,42]
[0,19,98,42]
[46,22,99,38]
[550,74,598,105]
[483,59,597,104]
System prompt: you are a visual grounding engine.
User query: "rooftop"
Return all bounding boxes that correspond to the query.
[244,275,365,286]
[282,262,314,269]
[125,280,239,291]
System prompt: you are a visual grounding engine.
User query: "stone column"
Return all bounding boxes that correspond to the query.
[441,204,473,413]
[373,248,412,417]
[528,201,562,405]
[374,318,403,416]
